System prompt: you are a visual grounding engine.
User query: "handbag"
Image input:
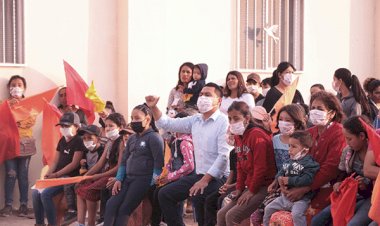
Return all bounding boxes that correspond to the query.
[19,137,37,156]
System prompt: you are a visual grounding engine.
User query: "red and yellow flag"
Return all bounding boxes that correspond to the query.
[270,76,299,132]
[0,101,20,164]
[63,60,95,123]
[10,87,59,122]
[41,102,62,166]
[85,81,106,113]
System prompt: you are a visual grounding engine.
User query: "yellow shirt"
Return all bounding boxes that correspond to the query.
[17,115,36,138]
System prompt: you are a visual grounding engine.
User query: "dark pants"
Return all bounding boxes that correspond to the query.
[204,188,232,226]
[158,174,225,226]
[104,175,152,226]
[99,187,112,222]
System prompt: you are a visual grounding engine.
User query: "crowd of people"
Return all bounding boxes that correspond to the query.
[0,60,380,226]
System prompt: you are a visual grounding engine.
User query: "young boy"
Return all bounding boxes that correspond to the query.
[263,131,320,226]
[246,73,264,103]
[78,125,104,175]
[183,63,208,108]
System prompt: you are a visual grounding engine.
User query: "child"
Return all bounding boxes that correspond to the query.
[78,125,104,175]
[32,112,85,226]
[150,111,195,226]
[183,63,208,108]
[311,116,373,226]
[246,72,264,103]
[75,113,126,226]
[104,104,164,225]
[263,131,320,226]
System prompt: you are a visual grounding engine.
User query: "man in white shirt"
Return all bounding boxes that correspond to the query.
[145,82,231,226]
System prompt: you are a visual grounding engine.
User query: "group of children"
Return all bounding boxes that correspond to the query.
[0,60,380,226]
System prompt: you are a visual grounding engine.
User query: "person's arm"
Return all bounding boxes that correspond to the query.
[364,150,380,180]
[55,151,83,177]
[150,133,165,183]
[287,160,320,187]
[310,129,345,190]
[235,158,247,192]
[45,152,60,177]
[167,139,195,182]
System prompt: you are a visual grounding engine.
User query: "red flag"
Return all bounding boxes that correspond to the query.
[0,101,20,163]
[359,118,380,165]
[63,60,95,123]
[41,102,62,166]
[369,171,380,223]
[10,87,59,121]
[330,175,358,226]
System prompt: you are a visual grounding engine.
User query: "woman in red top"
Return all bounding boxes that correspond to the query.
[285,91,346,210]
[217,102,276,226]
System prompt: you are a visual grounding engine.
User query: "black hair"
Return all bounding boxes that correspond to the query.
[363,77,377,93]
[175,62,194,90]
[261,78,272,87]
[106,113,127,129]
[334,68,371,117]
[367,79,380,94]
[276,104,307,130]
[105,101,116,113]
[204,82,223,98]
[343,115,371,138]
[310,91,344,123]
[134,104,159,132]
[223,70,248,98]
[175,111,189,118]
[311,84,325,90]
[271,62,296,86]
[289,130,313,149]
[7,75,27,88]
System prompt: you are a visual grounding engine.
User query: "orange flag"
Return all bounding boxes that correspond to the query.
[41,102,62,166]
[369,171,380,223]
[270,76,299,132]
[10,87,59,122]
[158,142,171,187]
[0,101,20,164]
[63,60,95,123]
[35,176,91,189]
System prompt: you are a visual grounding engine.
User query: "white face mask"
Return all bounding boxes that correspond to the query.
[10,87,24,98]
[247,85,259,93]
[197,96,215,113]
[290,148,308,160]
[84,140,96,151]
[309,109,329,126]
[278,120,295,135]
[230,121,246,135]
[60,127,74,140]
[106,129,119,140]
[332,80,341,93]
[262,88,270,97]
[283,73,295,86]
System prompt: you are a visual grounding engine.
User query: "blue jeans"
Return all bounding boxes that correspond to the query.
[32,185,64,225]
[4,156,31,206]
[311,196,372,226]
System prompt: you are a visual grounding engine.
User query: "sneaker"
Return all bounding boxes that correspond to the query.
[18,204,28,217]
[0,205,12,217]
[62,210,77,226]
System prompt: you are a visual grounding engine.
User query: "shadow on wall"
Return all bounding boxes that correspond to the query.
[0,67,59,208]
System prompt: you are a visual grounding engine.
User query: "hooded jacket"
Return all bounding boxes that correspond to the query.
[184,63,208,106]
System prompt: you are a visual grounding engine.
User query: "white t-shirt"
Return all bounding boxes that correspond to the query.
[220,93,255,115]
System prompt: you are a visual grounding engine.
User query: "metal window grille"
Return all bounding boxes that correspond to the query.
[237,0,303,71]
[0,0,24,65]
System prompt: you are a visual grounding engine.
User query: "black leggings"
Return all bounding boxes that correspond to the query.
[104,175,152,226]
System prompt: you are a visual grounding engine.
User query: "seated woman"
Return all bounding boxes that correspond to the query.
[32,112,85,226]
[311,116,373,226]
[75,113,126,226]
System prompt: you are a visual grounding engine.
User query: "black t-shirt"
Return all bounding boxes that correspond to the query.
[55,135,85,177]
[262,87,304,113]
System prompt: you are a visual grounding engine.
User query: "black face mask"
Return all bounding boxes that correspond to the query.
[130,121,145,133]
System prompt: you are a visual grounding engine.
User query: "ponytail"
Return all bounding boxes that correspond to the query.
[351,75,371,118]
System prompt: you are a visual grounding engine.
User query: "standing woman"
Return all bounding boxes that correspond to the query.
[220,70,255,115]
[104,104,164,225]
[0,75,36,217]
[167,62,194,113]
[332,68,372,119]
[262,62,304,113]
[217,101,276,225]
[284,91,346,214]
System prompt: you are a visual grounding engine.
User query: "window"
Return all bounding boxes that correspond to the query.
[0,0,24,65]
[236,0,303,71]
